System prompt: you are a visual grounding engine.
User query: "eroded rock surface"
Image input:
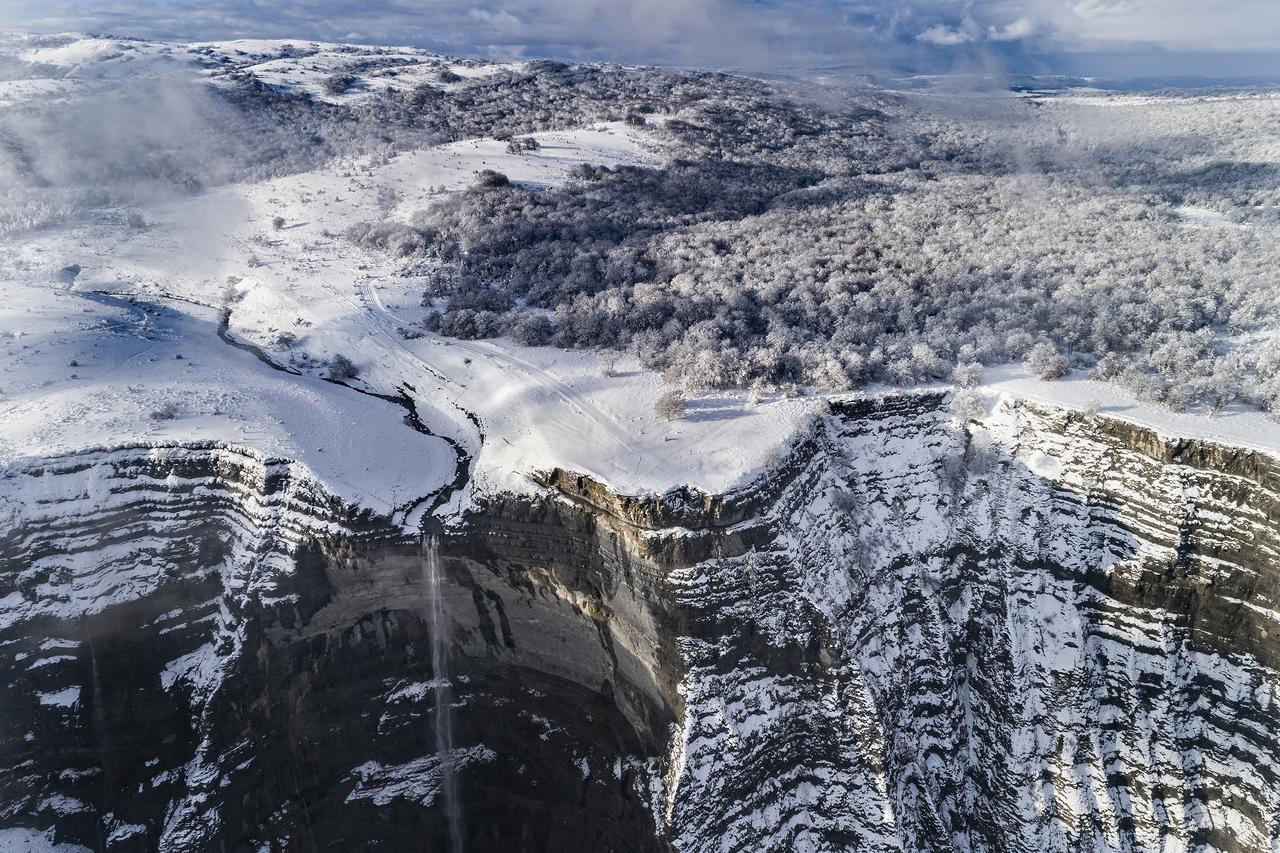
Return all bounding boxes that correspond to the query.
[4,395,1280,852]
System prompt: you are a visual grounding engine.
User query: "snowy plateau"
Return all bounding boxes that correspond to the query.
[1,32,1280,853]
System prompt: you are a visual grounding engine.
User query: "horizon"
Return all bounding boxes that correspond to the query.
[3,0,1279,81]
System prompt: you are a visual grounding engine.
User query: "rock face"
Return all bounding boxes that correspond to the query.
[3,395,1280,852]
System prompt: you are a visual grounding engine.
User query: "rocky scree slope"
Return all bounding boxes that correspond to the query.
[2,394,1280,852]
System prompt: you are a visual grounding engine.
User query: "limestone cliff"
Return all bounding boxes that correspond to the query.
[3,394,1279,852]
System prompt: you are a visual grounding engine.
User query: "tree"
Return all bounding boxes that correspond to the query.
[952,362,983,388]
[950,389,986,421]
[509,314,553,346]
[655,390,686,421]
[327,354,359,380]
[1023,343,1069,381]
[323,73,357,95]
[272,216,286,231]
[600,351,618,377]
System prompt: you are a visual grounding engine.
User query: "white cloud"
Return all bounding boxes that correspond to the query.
[1069,0,1138,21]
[988,16,1033,40]
[1061,0,1280,51]
[916,23,973,45]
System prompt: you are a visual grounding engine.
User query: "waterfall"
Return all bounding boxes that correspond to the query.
[423,535,464,853]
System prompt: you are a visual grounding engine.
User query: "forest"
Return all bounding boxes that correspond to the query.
[4,41,1277,412]
[346,63,1280,413]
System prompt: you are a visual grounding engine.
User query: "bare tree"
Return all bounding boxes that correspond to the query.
[655,390,686,421]
[600,351,618,377]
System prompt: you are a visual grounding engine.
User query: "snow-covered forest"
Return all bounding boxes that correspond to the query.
[343,67,1280,412]
[4,36,1279,414]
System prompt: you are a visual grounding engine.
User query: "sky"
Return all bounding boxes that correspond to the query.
[2,0,1279,79]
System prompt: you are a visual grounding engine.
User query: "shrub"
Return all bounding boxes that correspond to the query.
[346,220,435,257]
[474,170,509,188]
[568,163,611,182]
[323,73,357,95]
[505,136,540,154]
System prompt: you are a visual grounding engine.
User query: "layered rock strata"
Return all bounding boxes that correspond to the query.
[3,395,1279,853]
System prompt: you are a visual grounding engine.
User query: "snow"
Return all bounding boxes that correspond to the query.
[37,686,80,707]
[386,680,440,702]
[345,747,495,807]
[0,46,813,514]
[979,364,1280,459]
[161,643,220,692]
[0,278,456,518]
[184,39,525,104]
[105,822,147,845]
[21,38,123,68]
[1,33,1276,533]
[1175,205,1243,229]
[0,828,90,853]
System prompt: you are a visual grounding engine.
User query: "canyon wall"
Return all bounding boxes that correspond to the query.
[3,394,1279,852]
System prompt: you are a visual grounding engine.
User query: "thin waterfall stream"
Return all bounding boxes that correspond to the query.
[424,534,464,853]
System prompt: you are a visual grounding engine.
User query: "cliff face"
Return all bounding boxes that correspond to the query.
[0,445,672,852]
[664,395,1280,853]
[4,395,1280,852]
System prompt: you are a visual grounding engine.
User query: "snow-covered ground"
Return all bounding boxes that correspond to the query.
[0,277,456,517]
[0,826,89,853]
[1174,205,1244,229]
[979,364,1280,458]
[0,36,817,514]
[2,34,1276,528]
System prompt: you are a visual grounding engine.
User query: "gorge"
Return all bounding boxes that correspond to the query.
[3,392,1279,852]
[3,28,1280,853]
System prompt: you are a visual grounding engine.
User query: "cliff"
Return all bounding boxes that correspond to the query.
[3,393,1280,852]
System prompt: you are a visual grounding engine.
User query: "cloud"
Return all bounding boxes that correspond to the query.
[988,17,1033,41]
[0,0,865,68]
[917,23,973,45]
[0,0,1277,74]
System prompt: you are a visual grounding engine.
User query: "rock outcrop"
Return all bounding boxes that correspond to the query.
[4,394,1280,852]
